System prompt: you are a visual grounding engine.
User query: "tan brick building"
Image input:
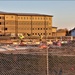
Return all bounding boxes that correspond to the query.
[0,11,57,38]
[52,27,57,36]
[56,28,68,37]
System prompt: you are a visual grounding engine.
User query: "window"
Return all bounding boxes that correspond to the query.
[32,33,34,35]
[49,33,51,35]
[30,17,31,19]
[43,33,45,35]
[35,33,37,35]
[44,17,46,20]
[5,28,7,30]
[18,17,20,19]
[27,17,28,19]
[46,28,48,30]
[44,28,45,30]
[38,33,40,35]
[0,22,1,25]
[35,17,37,19]
[32,17,34,19]
[11,16,13,18]
[38,28,39,30]
[32,28,34,30]
[49,18,51,20]
[49,28,51,30]
[24,17,25,19]
[2,17,4,19]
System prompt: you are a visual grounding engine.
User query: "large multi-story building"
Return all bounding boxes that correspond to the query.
[0,11,57,38]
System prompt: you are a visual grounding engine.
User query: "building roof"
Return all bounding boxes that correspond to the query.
[52,27,57,28]
[68,28,75,36]
[0,11,53,17]
[57,29,68,33]
[69,27,75,33]
[70,28,75,32]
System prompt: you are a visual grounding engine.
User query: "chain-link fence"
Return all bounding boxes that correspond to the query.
[0,52,75,75]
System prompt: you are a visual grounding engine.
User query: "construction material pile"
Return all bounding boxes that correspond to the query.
[49,41,75,56]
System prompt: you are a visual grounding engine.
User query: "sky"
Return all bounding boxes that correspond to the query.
[0,0,75,30]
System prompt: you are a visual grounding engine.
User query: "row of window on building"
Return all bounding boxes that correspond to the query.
[18,22,51,25]
[31,28,51,30]
[1,27,51,30]
[17,28,52,30]
[0,16,51,20]
[18,17,51,20]
[26,33,51,35]
[0,21,51,25]
[3,33,51,36]
[0,17,4,19]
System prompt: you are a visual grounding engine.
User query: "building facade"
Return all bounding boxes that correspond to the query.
[52,27,57,36]
[0,11,56,38]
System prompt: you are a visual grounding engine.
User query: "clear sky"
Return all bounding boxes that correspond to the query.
[0,0,75,30]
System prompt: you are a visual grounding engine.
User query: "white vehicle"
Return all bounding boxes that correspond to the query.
[1,45,16,51]
[15,45,39,50]
[0,47,7,52]
[15,46,30,50]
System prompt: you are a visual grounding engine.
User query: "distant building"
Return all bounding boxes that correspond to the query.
[68,28,75,36]
[0,11,57,37]
[56,28,68,37]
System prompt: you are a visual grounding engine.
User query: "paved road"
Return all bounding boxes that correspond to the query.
[0,49,75,57]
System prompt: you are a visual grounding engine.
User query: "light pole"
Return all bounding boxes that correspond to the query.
[30,16,32,41]
[15,15,18,38]
[46,46,49,75]
[31,16,32,36]
[4,15,5,36]
[44,16,49,75]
